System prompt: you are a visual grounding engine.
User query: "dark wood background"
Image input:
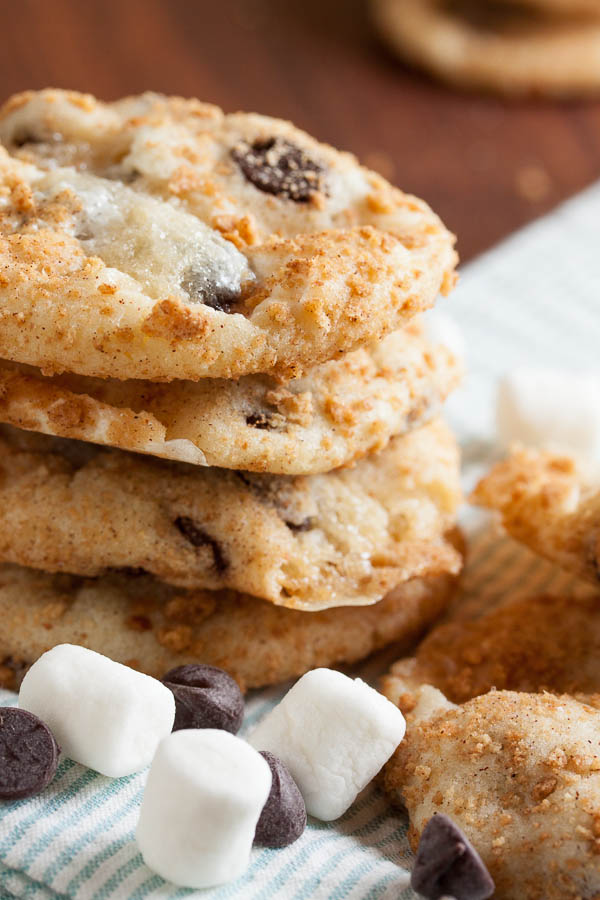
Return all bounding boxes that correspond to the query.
[3,0,600,262]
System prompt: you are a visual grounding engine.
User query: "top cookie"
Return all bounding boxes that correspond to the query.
[0,89,457,382]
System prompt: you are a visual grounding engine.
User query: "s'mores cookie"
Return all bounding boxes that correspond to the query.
[0,89,456,382]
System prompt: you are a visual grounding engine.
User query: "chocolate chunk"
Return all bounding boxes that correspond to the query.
[234,470,255,489]
[180,267,239,313]
[120,168,141,184]
[285,517,314,533]
[246,412,275,430]
[162,664,244,734]
[12,129,43,147]
[254,751,306,848]
[411,814,494,900]
[0,708,60,801]
[232,138,325,202]
[174,516,228,574]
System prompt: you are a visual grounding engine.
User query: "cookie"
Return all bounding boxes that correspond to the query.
[0,419,462,611]
[0,558,461,694]
[382,592,600,708]
[0,320,462,474]
[0,89,456,381]
[372,0,600,97]
[384,689,600,900]
[472,446,600,587]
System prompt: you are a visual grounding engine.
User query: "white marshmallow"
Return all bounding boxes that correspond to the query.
[136,729,271,888]
[497,368,600,458]
[19,644,175,777]
[249,668,405,821]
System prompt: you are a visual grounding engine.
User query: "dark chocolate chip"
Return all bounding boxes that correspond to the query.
[231,138,325,202]
[0,708,60,801]
[285,517,314,533]
[235,470,252,485]
[162,664,244,734]
[120,168,141,184]
[246,412,275,430]
[411,814,495,900]
[180,267,239,313]
[174,516,228,574]
[12,129,43,147]
[254,751,306,848]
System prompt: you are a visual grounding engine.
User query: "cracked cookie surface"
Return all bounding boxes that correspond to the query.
[0,319,461,474]
[0,419,461,610]
[0,89,456,381]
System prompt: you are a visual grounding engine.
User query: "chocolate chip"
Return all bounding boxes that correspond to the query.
[120,168,141,184]
[174,516,228,574]
[411,814,495,900]
[232,138,325,202]
[0,708,60,801]
[254,751,306,848]
[162,664,244,734]
[246,412,275,430]
[234,470,255,489]
[180,267,239,313]
[12,129,43,147]
[285,517,314,533]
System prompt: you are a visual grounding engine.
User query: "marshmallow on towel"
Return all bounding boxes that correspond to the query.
[497,368,600,458]
[249,668,406,821]
[19,644,175,777]
[136,729,271,888]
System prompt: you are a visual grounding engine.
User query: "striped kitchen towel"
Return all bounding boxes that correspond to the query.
[1,179,599,899]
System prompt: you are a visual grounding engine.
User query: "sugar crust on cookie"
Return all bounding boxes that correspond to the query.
[0,89,457,381]
[0,419,462,610]
[472,446,600,587]
[0,320,462,474]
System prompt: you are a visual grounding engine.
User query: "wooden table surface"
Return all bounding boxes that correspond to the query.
[3,0,600,262]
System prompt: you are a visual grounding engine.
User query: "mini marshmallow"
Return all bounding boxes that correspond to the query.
[249,668,405,821]
[497,368,600,458]
[19,644,175,777]
[136,729,271,888]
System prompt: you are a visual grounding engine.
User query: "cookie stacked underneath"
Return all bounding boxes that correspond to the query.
[0,88,462,692]
[372,0,600,97]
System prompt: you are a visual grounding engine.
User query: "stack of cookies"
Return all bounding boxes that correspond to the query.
[0,89,462,693]
[373,0,600,97]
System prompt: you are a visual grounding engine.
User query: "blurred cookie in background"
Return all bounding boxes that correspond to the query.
[372,0,600,97]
